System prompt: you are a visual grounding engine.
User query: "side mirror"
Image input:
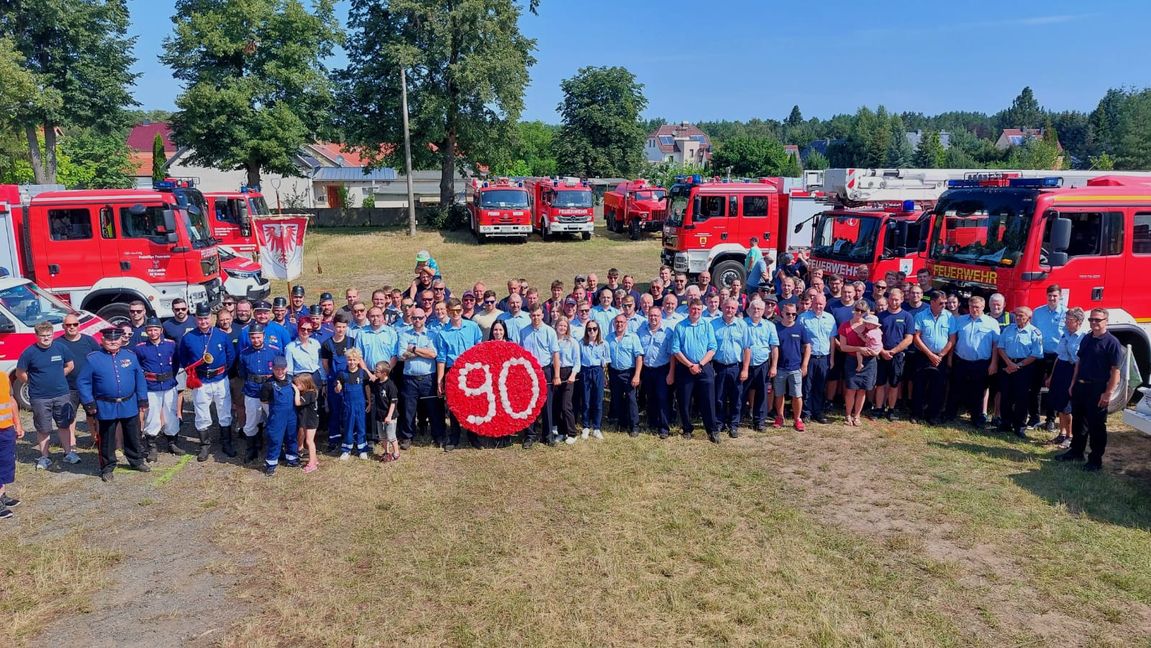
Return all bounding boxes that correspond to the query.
[1048,251,1069,267]
[162,209,179,244]
[1050,216,1072,253]
[917,239,929,253]
[895,246,909,257]
[793,222,804,234]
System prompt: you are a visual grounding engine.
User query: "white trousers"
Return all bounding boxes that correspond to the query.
[192,379,233,431]
[242,395,268,437]
[144,388,180,437]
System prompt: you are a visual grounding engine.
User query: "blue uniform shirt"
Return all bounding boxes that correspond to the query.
[951,314,1001,361]
[606,332,644,370]
[589,305,620,334]
[745,317,780,366]
[625,313,646,334]
[579,340,610,369]
[76,348,147,420]
[746,258,768,290]
[711,317,750,365]
[498,311,532,342]
[435,320,483,368]
[520,323,559,368]
[238,345,281,397]
[132,339,178,391]
[1056,329,1087,363]
[284,338,322,378]
[400,329,437,376]
[240,321,291,353]
[670,317,718,364]
[914,309,955,355]
[662,311,685,329]
[774,322,811,372]
[798,311,836,357]
[178,327,236,384]
[997,322,1044,360]
[1031,304,1065,355]
[557,337,581,371]
[355,325,400,370]
[637,323,673,368]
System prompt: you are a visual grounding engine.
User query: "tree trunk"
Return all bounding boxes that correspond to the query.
[43,124,58,184]
[439,135,455,207]
[25,125,46,184]
[246,161,261,191]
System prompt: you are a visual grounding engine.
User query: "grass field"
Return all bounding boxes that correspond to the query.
[6,223,1151,646]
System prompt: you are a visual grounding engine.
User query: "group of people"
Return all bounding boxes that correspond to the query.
[0,249,1126,518]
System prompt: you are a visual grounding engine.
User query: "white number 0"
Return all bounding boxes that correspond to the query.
[457,358,541,424]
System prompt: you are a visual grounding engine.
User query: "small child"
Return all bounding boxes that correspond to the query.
[0,371,25,519]
[293,373,321,473]
[371,361,399,462]
[335,348,371,460]
[857,315,884,370]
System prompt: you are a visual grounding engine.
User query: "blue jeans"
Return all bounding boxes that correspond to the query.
[581,367,605,429]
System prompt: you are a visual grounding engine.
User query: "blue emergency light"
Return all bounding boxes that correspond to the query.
[1009,177,1063,188]
[154,180,175,190]
[902,200,915,211]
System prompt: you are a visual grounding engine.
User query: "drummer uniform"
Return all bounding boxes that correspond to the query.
[178,317,237,459]
[134,333,182,453]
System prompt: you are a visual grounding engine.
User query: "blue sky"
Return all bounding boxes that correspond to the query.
[127,0,1151,123]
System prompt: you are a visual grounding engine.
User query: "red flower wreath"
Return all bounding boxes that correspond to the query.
[445,340,547,437]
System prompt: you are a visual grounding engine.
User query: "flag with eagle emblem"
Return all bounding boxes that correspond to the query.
[253,216,309,280]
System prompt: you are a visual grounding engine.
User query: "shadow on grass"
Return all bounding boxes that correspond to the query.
[926,440,1035,463]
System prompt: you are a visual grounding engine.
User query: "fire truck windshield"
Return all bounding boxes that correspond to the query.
[811,214,880,262]
[248,195,271,215]
[633,190,665,202]
[0,282,74,326]
[171,187,213,249]
[552,190,593,208]
[930,192,1032,267]
[480,190,529,209]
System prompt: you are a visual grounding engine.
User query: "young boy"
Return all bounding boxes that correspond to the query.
[371,361,399,462]
[335,348,371,460]
[0,370,25,519]
[857,315,884,370]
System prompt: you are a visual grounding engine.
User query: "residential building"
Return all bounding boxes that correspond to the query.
[644,122,712,165]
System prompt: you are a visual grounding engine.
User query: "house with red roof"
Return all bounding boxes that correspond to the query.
[644,122,712,166]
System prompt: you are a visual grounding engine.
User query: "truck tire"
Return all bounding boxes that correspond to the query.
[711,259,746,289]
[628,218,640,241]
[581,231,592,241]
[96,301,132,328]
[11,374,30,410]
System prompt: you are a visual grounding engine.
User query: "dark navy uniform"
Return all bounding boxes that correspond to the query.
[178,317,237,459]
[240,320,291,353]
[260,360,298,474]
[1062,331,1123,469]
[77,332,149,479]
[238,341,281,457]
[134,334,182,450]
[163,317,196,345]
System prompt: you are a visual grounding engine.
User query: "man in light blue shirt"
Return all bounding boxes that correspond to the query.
[997,305,1045,438]
[637,306,674,438]
[435,298,484,449]
[798,291,836,423]
[711,298,751,437]
[590,288,620,334]
[497,294,531,343]
[661,294,684,329]
[606,313,644,436]
[745,297,780,430]
[398,308,443,447]
[620,298,645,333]
[945,295,999,427]
[912,290,956,424]
[1030,284,1065,430]
[670,298,719,441]
[519,304,560,447]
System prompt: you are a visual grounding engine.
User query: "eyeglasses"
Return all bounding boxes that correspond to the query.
[174,307,188,312]
[299,327,313,333]
[579,309,590,313]
[875,284,887,290]
[450,308,463,313]
[129,309,145,314]
[483,300,496,305]
[1088,317,1106,323]
[854,307,868,313]
[64,322,79,328]
[223,302,235,307]
[782,312,797,317]
[412,316,426,320]
[586,326,599,331]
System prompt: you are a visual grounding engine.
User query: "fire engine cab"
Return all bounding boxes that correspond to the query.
[467,177,532,243]
[525,177,594,240]
[0,179,223,324]
[928,174,1151,408]
[204,186,271,258]
[603,179,667,240]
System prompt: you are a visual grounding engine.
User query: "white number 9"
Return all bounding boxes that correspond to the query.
[457,362,496,425]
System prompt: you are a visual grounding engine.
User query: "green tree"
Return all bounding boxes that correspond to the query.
[151,133,167,181]
[998,86,1043,130]
[1088,88,1128,155]
[339,0,537,206]
[786,105,803,127]
[711,135,789,177]
[913,130,945,168]
[1089,153,1116,170]
[885,116,913,167]
[0,1,137,184]
[60,127,135,188]
[162,0,342,189]
[494,120,557,177]
[804,149,829,170]
[780,152,802,177]
[553,66,647,178]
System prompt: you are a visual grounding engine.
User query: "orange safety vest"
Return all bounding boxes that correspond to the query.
[0,372,13,429]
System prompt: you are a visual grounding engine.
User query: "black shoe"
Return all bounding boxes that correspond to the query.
[628,429,639,438]
[751,423,763,432]
[399,439,412,451]
[522,439,536,450]
[926,417,942,426]
[244,437,259,463]
[885,410,898,422]
[1026,417,1041,429]
[658,430,669,439]
[970,417,987,429]
[325,443,339,454]
[1054,451,1084,462]
[707,433,720,444]
[264,465,276,477]
[143,436,158,463]
[1083,462,1102,472]
[681,431,693,440]
[728,427,740,438]
[1045,434,1068,446]
[443,444,456,453]
[813,415,829,425]
[167,435,186,456]
[0,494,18,508]
[0,507,11,519]
[470,439,483,450]
[1044,420,1057,433]
[131,462,152,473]
[1014,427,1029,439]
[100,471,114,483]
[197,444,211,462]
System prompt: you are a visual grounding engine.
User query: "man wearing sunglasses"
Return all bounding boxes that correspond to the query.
[126,300,150,345]
[58,313,100,459]
[1056,308,1123,472]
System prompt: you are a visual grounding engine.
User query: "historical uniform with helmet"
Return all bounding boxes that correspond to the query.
[238,323,282,463]
[133,316,183,461]
[76,327,150,482]
[178,304,237,461]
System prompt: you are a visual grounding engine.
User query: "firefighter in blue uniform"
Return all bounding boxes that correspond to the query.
[271,296,298,341]
[238,323,281,463]
[178,304,237,461]
[134,317,182,462]
[77,327,150,482]
[240,301,291,352]
[288,285,309,325]
[260,356,298,476]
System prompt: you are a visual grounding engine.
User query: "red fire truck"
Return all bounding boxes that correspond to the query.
[0,179,223,324]
[467,177,532,243]
[524,176,594,240]
[603,179,668,240]
[204,186,271,258]
[927,175,1151,406]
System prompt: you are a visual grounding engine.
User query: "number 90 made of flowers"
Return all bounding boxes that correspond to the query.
[445,341,548,437]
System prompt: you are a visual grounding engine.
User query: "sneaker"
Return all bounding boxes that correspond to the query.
[581,427,590,440]
[1045,420,1057,433]
[399,439,412,451]
[1045,434,1068,446]
[0,494,19,508]
[813,415,830,424]
[0,507,11,520]
[564,436,577,445]
[794,419,806,432]
[591,429,603,440]
[63,451,81,465]
[1026,417,1041,429]
[100,472,114,483]
[443,445,456,453]
[35,456,51,470]
[358,452,369,460]
[885,410,898,421]
[264,465,276,477]
[773,415,783,429]
[286,460,300,468]
[339,452,351,461]
[303,463,319,474]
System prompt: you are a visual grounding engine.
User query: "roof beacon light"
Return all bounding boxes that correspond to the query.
[1009,177,1063,188]
[902,200,916,211]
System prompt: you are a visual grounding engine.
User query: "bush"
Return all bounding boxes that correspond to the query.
[422,203,470,231]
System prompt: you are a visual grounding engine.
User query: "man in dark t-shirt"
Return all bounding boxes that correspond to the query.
[57,313,100,454]
[1056,307,1124,471]
[16,321,75,470]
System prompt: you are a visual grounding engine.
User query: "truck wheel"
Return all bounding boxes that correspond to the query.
[628,218,641,240]
[11,375,30,410]
[581,231,592,241]
[711,259,746,289]
[96,301,132,328]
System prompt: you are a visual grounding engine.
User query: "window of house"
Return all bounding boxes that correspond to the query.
[47,209,92,241]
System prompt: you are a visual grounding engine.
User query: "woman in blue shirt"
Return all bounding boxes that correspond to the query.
[554,318,582,444]
[1046,307,1086,448]
[578,321,610,440]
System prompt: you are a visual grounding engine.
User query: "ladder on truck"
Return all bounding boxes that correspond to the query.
[806,168,1151,205]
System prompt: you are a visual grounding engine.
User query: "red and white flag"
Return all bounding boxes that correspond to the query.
[253,216,308,281]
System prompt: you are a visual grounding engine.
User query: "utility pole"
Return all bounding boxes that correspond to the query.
[401,66,417,236]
